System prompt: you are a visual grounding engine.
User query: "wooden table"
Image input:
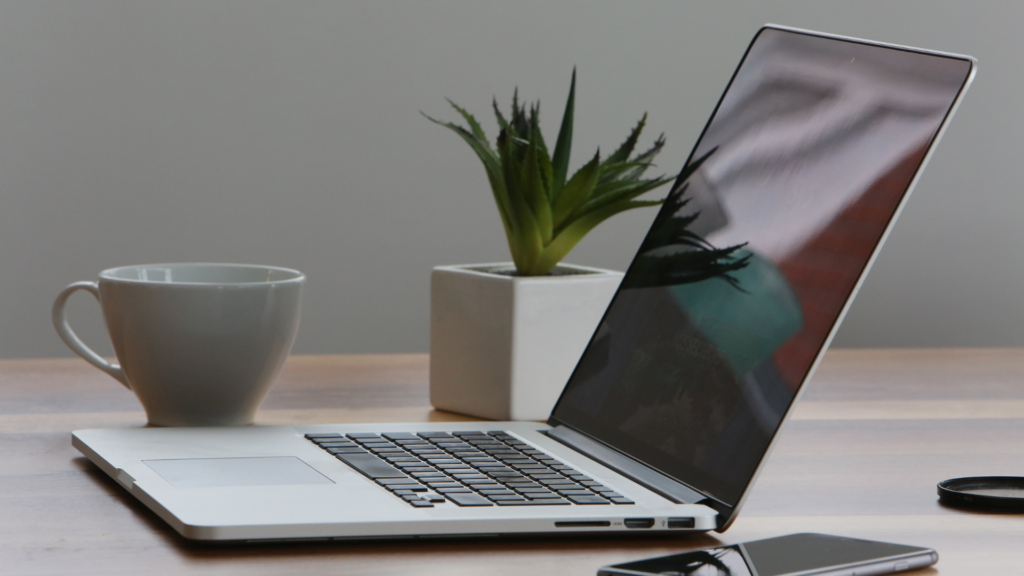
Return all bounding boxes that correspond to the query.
[3,349,1024,575]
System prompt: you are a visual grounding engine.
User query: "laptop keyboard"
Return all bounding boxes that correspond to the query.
[305,430,635,508]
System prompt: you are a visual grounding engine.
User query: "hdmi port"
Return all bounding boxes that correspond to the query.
[623,518,655,529]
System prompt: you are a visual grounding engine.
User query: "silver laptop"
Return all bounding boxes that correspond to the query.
[73,26,975,542]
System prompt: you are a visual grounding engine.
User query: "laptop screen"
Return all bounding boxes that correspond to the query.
[550,27,973,507]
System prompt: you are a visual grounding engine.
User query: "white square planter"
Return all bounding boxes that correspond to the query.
[430,263,622,421]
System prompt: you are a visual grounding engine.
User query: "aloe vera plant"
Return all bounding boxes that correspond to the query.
[425,70,674,276]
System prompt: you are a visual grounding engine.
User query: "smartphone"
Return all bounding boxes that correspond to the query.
[598,533,937,576]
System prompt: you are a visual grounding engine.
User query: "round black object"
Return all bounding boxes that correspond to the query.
[938,476,1024,512]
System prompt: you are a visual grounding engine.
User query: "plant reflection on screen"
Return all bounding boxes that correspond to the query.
[622,149,750,291]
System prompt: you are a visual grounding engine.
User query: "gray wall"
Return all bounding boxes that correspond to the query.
[2,1,1021,359]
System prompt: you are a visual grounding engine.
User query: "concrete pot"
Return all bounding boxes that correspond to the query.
[429,263,622,421]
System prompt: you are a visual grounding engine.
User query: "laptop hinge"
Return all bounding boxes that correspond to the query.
[544,425,710,506]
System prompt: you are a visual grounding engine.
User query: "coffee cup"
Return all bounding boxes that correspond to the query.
[52,263,304,426]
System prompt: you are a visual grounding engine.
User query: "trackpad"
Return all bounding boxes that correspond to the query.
[145,457,334,488]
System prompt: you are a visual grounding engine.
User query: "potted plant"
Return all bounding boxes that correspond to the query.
[425,70,674,420]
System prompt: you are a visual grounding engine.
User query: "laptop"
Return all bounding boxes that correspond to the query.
[72,25,975,542]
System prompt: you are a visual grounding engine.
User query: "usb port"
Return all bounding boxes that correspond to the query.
[667,518,695,529]
[623,518,655,529]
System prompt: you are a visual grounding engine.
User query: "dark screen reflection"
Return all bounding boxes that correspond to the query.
[552,28,972,505]
[610,545,751,576]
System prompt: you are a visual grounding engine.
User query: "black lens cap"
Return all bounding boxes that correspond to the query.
[938,476,1024,512]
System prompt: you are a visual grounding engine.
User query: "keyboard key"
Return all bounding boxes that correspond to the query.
[496,499,570,506]
[610,497,635,505]
[446,493,493,507]
[524,492,562,500]
[418,432,455,439]
[385,484,427,492]
[528,474,564,480]
[305,433,343,440]
[567,495,610,505]
[463,458,499,465]
[505,483,543,490]
[468,442,504,449]
[478,489,516,496]
[327,447,367,454]
[436,487,472,494]
[419,477,460,485]
[540,479,576,486]
[555,489,595,496]
[382,432,418,441]
[515,486,551,493]
[400,494,424,501]
[335,453,407,479]
[361,443,395,450]
[376,477,419,486]
[409,500,434,508]
[488,494,527,501]
[512,465,548,471]
[317,440,358,447]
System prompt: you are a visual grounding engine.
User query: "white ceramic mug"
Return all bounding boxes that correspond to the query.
[52,263,304,427]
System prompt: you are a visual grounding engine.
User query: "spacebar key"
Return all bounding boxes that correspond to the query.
[335,453,407,479]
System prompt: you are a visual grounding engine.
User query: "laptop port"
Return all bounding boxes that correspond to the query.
[554,521,611,528]
[667,518,695,529]
[623,518,655,529]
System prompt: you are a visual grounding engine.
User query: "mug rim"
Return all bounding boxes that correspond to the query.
[99,263,305,286]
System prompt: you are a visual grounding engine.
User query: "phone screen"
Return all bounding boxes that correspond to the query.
[601,533,933,576]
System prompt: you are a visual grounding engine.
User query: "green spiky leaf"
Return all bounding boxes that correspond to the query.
[551,151,600,229]
[550,68,576,200]
[601,113,647,168]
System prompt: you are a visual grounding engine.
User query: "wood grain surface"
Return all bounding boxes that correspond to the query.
[3,349,1023,575]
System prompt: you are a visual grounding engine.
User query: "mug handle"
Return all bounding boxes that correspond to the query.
[52,281,130,389]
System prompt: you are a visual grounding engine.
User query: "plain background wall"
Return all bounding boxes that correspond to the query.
[1,1,1020,360]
